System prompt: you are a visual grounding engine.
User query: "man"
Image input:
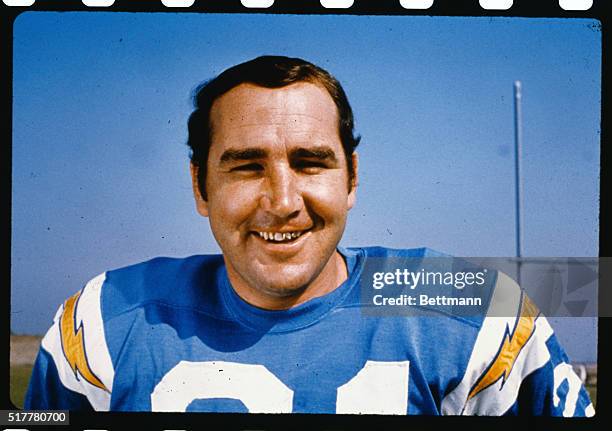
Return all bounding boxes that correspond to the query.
[25,56,594,415]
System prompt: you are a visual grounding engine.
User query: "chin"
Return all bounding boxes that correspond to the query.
[251,268,316,299]
[256,277,311,299]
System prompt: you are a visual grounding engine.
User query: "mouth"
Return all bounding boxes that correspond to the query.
[254,230,309,243]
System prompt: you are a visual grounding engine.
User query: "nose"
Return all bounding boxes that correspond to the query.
[260,164,303,218]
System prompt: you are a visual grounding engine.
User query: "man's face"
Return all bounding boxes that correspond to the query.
[191,82,357,308]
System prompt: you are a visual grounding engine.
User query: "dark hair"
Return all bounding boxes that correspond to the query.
[187,55,360,199]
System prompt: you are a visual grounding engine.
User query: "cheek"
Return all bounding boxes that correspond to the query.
[302,177,350,221]
[208,183,261,229]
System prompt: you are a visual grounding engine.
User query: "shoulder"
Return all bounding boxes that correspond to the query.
[347,246,593,415]
[440,272,539,411]
[343,245,494,325]
[33,254,226,410]
[100,254,225,319]
[35,273,114,410]
[440,271,593,415]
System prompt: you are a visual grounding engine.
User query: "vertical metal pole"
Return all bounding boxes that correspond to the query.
[514,81,524,286]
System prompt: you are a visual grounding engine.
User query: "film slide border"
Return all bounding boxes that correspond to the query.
[1,1,609,430]
[0,0,606,15]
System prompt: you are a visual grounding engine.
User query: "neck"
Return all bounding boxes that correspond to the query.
[227,250,348,310]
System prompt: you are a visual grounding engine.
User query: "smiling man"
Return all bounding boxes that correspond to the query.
[25,56,594,416]
[194,80,356,310]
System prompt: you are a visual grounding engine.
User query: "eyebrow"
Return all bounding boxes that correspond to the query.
[219,146,339,164]
[290,147,338,162]
[219,148,267,163]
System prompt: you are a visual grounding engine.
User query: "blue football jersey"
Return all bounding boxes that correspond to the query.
[24,247,595,415]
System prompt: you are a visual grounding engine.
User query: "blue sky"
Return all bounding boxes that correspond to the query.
[11,13,600,361]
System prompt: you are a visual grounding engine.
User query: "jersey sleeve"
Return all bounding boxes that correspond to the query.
[502,330,594,416]
[24,344,94,410]
[23,273,115,411]
[441,271,595,416]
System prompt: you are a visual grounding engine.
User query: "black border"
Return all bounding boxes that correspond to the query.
[2,1,608,430]
[0,0,608,16]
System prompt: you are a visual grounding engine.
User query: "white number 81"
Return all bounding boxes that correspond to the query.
[151,360,410,414]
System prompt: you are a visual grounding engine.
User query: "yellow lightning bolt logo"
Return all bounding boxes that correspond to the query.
[60,290,109,392]
[467,294,539,400]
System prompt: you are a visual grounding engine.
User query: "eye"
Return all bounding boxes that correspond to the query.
[230,163,263,172]
[294,160,326,172]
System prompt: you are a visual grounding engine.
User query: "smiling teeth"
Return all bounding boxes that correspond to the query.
[257,231,304,241]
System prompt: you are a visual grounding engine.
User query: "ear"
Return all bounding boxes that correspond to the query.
[190,162,209,217]
[347,152,358,210]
